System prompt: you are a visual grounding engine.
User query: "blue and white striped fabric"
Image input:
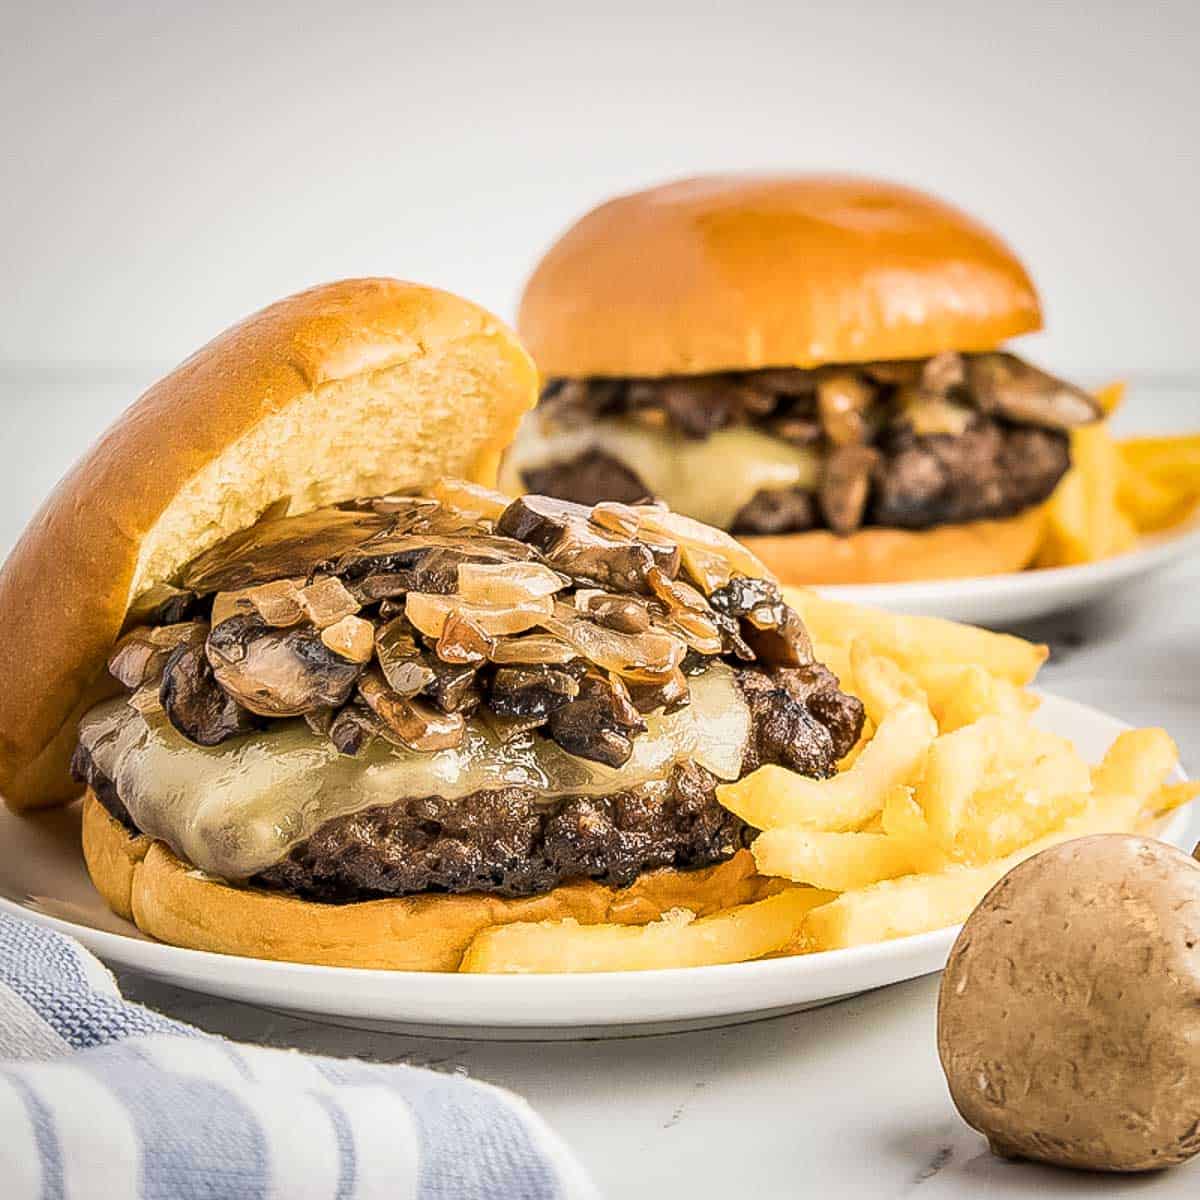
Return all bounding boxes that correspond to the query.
[0,911,597,1200]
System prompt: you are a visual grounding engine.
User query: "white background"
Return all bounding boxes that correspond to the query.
[2,0,1197,375]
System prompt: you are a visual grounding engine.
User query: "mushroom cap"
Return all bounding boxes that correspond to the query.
[938,834,1200,1172]
[0,279,536,808]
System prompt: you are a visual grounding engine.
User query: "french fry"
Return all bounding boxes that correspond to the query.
[1119,435,1200,485]
[1117,457,1193,533]
[751,829,933,891]
[911,661,1040,732]
[459,887,833,973]
[849,643,926,727]
[917,718,1088,858]
[804,730,1182,951]
[717,700,937,832]
[802,856,1021,951]
[784,589,1047,685]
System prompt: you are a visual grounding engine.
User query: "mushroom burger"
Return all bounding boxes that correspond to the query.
[506,175,1104,585]
[0,279,863,970]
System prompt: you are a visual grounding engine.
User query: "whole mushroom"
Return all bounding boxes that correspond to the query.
[938,834,1200,1173]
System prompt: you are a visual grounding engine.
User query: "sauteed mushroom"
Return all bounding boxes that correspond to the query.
[108,621,208,689]
[206,615,364,717]
[159,641,259,746]
[819,444,879,536]
[966,353,1101,430]
[488,665,581,719]
[548,674,647,767]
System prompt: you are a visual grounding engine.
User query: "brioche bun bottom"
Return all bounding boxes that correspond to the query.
[81,792,774,971]
[742,506,1047,587]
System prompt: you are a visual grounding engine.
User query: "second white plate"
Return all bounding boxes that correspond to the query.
[0,692,1190,1039]
[816,519,1200,625]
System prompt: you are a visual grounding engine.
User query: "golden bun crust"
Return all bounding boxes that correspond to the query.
[519,175,1042,378]
[743,506,1047,586]
[81,793,773,970]
[0,280,536,810]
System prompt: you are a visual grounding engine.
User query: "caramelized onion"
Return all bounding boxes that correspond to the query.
[405,592,553,639]
[540,608,686,682]
[489,634,579,666]
[320,614,375,663]
[456,561,566,604]
[427,477,511,521]
[296,575,360,628]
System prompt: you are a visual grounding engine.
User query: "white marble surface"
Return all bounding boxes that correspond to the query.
[3,368,1200,1197]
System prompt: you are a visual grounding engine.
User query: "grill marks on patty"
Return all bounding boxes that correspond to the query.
[525,351,1100,535]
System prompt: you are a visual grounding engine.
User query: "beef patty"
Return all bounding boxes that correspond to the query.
[75,665,863,902]
[522,352,1095,536]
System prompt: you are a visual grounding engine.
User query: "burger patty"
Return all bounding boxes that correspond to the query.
[254,762,746,900]
[521,420,1069,535]
[74,665,864,901]
[523,352,1097,535]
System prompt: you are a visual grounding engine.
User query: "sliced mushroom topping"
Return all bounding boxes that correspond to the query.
[862,359,924,386]
[405,592,554,640]
[423,661,482,714]
[456,561,566,605]
[965,352,1102,430]
[487,665,580,719]
[206,615,365,717]
[296,576,360,628]
[589,501,642,539]
[374,617,437,696]
[709,577,813,668]
[489,634,580,666]
[181,508,394,593]
[626,667,690,714]
[108,621,209,690]
[496,495,669,593]
[329,705,383,755]
[541,608,687,683]
[921,351,966,394]
[581,593,652,634]
[320,614,375,663]
[436,609,494,665]
[159,641,259,746]
[125,583,198,627]
[632,506,767,586]
[646,567,723,653]
[358,671,465,751]
[817,371,875,446]
[819,444,880,536]
[548,675,647,768]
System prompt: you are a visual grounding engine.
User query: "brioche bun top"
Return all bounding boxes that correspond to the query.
[0,279,537,810]
[518,174,1043,378]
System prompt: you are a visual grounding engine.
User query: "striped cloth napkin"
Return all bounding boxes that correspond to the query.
[0,910,597,1200]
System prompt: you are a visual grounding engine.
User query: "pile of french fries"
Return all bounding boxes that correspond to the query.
[1036,383,1200,567]
[461,590,1196,973]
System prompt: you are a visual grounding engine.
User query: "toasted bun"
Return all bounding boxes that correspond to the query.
[81,793,773,970]
[743,506,1047,586]
[519,175,1042,378]
[0,280,536,811]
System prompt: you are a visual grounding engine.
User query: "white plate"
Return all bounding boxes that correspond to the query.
[817,518,1200,625]
[0,693,1189,1040]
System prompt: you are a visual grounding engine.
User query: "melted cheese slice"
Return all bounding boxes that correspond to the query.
[78,664,751,883]
[499,416,820,529]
